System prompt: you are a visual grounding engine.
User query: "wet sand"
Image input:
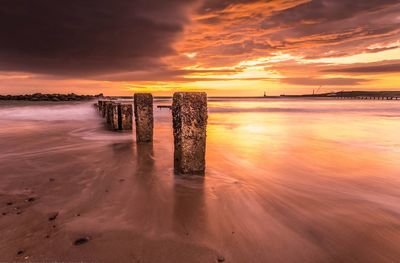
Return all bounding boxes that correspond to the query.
[0,99,399,262]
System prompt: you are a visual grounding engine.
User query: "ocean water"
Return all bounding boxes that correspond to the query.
[0,98,399,262]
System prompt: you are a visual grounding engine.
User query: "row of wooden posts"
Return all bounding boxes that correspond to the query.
[96,92,208,175]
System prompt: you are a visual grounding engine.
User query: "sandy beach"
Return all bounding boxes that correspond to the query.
[0,98,399,262]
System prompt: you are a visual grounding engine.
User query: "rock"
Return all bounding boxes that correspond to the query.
[74,237,90,246]
[48,212,59,221]
[49,178,55,182]
[17,250,24,255]
[217,256,225,262]
[26,197,35,202]
[6,202,13,206]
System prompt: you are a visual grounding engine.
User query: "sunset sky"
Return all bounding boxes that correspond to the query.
[0,0,399,96]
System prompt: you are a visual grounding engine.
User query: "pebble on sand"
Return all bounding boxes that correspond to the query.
[217,256,225,262]
[48,212,59,221]
[74,237,90,246]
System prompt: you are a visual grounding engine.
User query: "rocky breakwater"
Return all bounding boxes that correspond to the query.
[0,93,103,101]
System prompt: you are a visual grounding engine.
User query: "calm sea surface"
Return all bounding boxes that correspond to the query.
[0,98,399,262]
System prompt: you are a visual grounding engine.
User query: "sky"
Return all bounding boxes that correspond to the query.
[0,0,399,96]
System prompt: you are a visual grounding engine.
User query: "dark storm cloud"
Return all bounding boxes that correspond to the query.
[0,0,197,76]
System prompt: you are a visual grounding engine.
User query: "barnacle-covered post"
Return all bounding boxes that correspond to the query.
[172,92,208,175]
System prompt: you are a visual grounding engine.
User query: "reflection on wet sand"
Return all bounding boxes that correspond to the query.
[173,176,207,239]
[136,143,155,179]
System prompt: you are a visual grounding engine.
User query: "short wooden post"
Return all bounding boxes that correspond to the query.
[102,101,111,119]
[172,92,208,175]
[97,100,103,114]
[120,103,133,130]
[106,102,120,130]
[134,93,153,142]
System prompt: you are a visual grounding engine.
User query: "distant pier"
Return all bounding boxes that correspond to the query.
[280,91,400,100]
[335,96,400,100]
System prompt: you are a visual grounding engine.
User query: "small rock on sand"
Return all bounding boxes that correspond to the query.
[74,237,90,246]
[217,256,225,262]
[26,197,35,202]
[48,212,59,221]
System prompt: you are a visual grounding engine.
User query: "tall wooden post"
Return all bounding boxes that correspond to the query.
[172,92,208,175]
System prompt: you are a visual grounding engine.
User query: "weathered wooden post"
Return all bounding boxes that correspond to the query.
[104,101,111,121]
[99,100,132,131]
[100,100,105,117]
[120,103,133,130]
[134,93,153,142]
[97,100,103,115]
[106,102,120,130]
[172,92,208,175]
[103,101,111,119]
[97,100,104,115]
